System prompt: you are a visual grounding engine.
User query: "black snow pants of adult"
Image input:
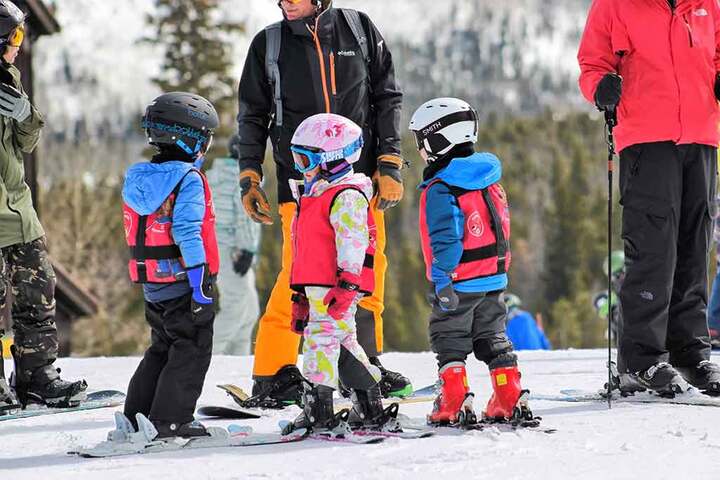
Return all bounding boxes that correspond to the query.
[124,291,214,427]
[618,141,716,373]
[429,290,514,368]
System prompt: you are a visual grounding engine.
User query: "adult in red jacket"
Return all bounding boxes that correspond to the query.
[578,0,720,396]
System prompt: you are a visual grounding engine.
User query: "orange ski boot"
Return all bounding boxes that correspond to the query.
[428,362,476,425]
[483,363,536,426]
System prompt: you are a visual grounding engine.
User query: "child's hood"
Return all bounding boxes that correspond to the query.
[420,152,502,190]
[123,161,196,215]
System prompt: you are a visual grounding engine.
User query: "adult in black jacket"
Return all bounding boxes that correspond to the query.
[236,0,411,403]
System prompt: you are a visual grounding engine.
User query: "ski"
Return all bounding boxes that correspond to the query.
[69,414,309,458]
[0,390,126,422]
[397,414,557,435]
[351,427,435,439]
[277,420,386,444]
[196,405,263,420]
[531,388,720,407]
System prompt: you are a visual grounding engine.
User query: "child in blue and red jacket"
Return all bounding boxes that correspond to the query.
[120,92,219,439]
[410,97,534,426]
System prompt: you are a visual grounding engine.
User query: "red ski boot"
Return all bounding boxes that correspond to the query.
[428,362,476,425]
[483,365,536,425]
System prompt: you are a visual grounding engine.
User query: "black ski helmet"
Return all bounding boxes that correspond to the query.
[0,0,24,46]
[142,92,219,157]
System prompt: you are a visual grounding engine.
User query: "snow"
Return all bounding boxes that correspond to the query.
[2,349,718,479]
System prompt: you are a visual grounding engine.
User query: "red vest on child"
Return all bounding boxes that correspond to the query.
[419,179,511,283]
[123,169,219,284]
[290,184,376,294]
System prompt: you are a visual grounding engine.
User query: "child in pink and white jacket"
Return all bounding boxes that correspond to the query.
[281,113,398,435]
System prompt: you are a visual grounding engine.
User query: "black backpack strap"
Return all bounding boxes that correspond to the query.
[341,9,370,66]
[265,22,284,127]
[481,187,508,274]
[131,170,198,272]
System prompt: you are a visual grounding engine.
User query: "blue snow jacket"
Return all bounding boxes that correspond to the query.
[419,152,508,293]
[123,160,207,302]
[506,309,551,351]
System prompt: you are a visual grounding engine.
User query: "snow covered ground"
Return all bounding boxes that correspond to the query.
[1,349,718,480]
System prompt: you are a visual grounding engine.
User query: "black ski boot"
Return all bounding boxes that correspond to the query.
[676,360,720,396]
[605,361,646,396]
[10,346,87,408]
[282,384,343,435]
[370,357,413,399]
[248,364,304,409]
[154,420,209,439]
[0,360,19,414]
[347,384,401,432]
[632,362,684,398]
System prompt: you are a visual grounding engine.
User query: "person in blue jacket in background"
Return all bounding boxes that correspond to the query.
[503,293,551,351]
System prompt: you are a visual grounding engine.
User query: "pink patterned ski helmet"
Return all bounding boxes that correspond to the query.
[290,113,364,173]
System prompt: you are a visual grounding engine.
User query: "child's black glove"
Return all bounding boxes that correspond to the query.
[186,264,215,327]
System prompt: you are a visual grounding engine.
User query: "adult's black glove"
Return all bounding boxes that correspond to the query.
[232,249,254,276]
[594,73,623,112]
[714,74,720,102]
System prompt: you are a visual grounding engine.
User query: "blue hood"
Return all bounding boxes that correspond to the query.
[123,161,195,215]
[420,152,502,190]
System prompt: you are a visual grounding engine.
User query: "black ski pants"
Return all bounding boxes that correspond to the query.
[124,292,213,427]
[429,290,514,368]
[618,141,715,372]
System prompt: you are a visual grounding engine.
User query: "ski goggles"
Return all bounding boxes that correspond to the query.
[412,109,478,152]
[6,25,24,48]
[290,137,364,173]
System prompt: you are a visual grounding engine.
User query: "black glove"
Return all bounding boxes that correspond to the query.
[186,264,216,327]
[435,282,459,312]
[714,74,720,102]
[232,249,255,276]
[594,73,623,112]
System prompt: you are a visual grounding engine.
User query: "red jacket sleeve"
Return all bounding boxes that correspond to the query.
[577,0,619,105]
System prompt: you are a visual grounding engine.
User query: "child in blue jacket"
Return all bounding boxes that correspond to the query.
[410,98,534,427]
[120,92,219,439]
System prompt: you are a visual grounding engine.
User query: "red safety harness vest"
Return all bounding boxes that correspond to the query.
[419,179,511,283]
[290,184,376,294]
[123,169,219,284]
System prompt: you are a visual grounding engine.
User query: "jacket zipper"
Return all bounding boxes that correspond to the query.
[330,51,337,96]
[310,20,331,113]
[668,8,683,140]
[683,14,694,47]
[6,198,24,242]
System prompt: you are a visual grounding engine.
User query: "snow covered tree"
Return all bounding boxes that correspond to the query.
[144,0,243,139]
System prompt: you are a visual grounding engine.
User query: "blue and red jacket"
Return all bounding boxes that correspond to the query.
[122,160,219,302]
[418,152,510,293]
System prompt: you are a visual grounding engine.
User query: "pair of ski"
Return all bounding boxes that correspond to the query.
[69,411,436,458]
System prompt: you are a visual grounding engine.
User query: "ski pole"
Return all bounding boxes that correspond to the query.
[604,107,617,409]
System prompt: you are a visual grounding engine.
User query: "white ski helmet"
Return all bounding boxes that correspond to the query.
[409,98,478,163]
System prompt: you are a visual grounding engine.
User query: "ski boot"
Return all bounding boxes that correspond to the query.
[153,419,210,439]
[248,364,304,409]
[427,361,476,426]
[483,356,537,427]
[631,362,684,398]
[676,360,720,396]
[0,356,20,414]
[604,361,646,397]
[370,356,413,399]
[282,384,345,435]
[347,383,401,432]
[10,346,88,408]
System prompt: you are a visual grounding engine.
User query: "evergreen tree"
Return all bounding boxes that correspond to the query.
[144,0,243,143]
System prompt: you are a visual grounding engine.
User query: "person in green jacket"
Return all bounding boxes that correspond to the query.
[0,0,86,412]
